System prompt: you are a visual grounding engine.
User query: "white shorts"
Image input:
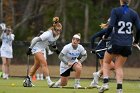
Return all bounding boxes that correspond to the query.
[60,61,78,74]
[32,47,47,59]
[0,47,13,58]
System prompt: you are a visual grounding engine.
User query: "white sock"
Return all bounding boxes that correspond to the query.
[2,73,5,78]
[40,74,44,80]
[36,73,40,80]
[75,79,80,85]
[46,76,52,83]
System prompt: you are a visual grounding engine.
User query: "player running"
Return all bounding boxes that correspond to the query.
[99,0,140,93]
[24,17,62,87]
[90,26,115,88]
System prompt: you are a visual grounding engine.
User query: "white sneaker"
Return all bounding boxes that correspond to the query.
[3,74,9,80]
[51,82,61,88]
[98,84,109,93]
[93,72,100,84]
[48,50,54,55]
[90,80,100,88]
[74,84,82,89]
[48,82,55,88]
[117,89,123,93]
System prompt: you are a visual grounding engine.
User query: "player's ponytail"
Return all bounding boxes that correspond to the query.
[52,17,62,32]
[53,17,59,24]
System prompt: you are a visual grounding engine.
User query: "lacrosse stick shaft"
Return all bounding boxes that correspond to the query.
[27,55,30,76]
[95,48,107,52]
[135,44,140,50]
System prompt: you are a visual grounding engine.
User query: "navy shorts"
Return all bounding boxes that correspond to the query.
[96,51,105,59]
[107,44,132,57]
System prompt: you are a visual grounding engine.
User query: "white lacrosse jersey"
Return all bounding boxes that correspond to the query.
[0,32,15,58]
[32,30,59,54]
[60,43,86,74]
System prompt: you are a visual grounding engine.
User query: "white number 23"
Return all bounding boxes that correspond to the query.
[118,21,132,34]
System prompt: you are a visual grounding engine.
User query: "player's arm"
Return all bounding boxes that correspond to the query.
[29,37,42,49]
[79,46,87,63]
[133,13,140,44]
[79,53,87,63]
[91,29,107,49]
[104,9,116,38]
[58,52,68,65]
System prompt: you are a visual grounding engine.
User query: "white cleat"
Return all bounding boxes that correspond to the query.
[48,50,54,55]
[98,84,109,93]
[117,89,123,93]
[51,82,61,88]
[74,84,82,89]
[48,82,55,88]
[90,80,100,88]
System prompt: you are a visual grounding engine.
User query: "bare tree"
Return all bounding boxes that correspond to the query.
[8,0,15,27]
[84,3,89,42]
[0,0,3,21]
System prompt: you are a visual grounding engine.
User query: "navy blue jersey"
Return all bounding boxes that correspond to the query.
[108,5,140,46]
[91,29,110,50]
[91,29,110,59]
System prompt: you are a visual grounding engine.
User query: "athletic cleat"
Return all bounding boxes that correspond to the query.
[117,89,123,93]
[51,82,61,88]
[48,50,54,55]
[48,82,55,88]
[98,84,109,93]
[74,84,82,89]
[3,73,9,80]
[90,80,101,88]
[93,72,100,84]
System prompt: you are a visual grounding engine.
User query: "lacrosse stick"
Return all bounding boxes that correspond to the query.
[23,55,32,87]
[135,44,140,51]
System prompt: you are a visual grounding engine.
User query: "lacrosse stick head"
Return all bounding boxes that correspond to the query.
[23,76,33,87]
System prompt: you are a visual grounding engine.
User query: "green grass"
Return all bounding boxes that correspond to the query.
[0,77,140,93]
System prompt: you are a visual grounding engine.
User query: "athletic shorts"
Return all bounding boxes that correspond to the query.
[107,44,132,57]
[0,47,13,58]
[96,51,105,59]
[60,63,76,77]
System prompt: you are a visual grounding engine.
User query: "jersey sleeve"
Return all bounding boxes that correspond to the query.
[10,34,15,40]
[79,45,87,55]
[61,45,68,55]
[134,13,140,30]
[39,31,51,41]
[134,13,140,43]
[90,29,107,49]
[109,8,117,26]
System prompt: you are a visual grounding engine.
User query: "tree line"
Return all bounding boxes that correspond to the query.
[0,0,140,42]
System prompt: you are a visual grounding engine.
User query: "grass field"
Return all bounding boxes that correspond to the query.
[0,77,140,93]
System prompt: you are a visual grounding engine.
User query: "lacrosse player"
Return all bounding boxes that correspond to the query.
[51,33,87,89]
[99,0,140,93]
[90,25,115,88]
[24,17,62,87]
[35,31,53,80]
[0,26,15,79]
